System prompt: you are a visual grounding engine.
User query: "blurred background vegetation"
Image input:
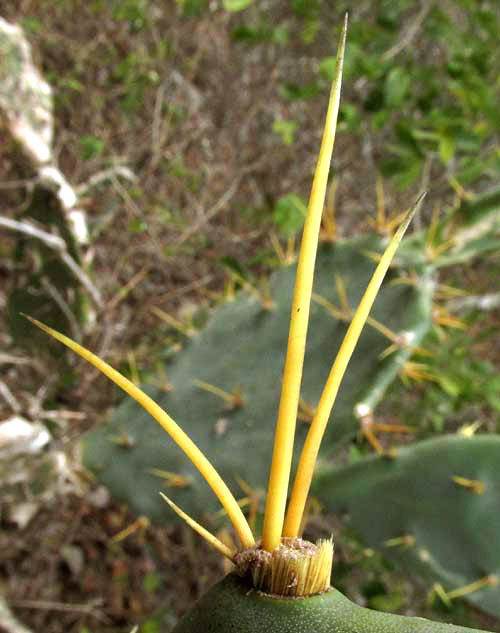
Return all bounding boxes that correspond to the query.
[0,1,499,632]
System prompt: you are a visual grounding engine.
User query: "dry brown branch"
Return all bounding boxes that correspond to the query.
[447,292,500,314]
[8,598,109,624]
[176,177,241,246]
[0,216,66,250]
[0,380,21,413]
[0,215,102,308]
[382,1,433,61]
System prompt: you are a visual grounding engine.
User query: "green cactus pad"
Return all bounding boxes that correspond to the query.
[82,235,433,526]
[311,434,500,617]
[171,572,488,633]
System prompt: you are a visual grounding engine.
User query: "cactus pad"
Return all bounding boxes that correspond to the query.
[83,235,433,525]
[172,572,487,633]
[311,434,500,617]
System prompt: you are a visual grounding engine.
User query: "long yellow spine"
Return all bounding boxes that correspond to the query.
[24,315,255,549]
[283,196,425,537]
[159,493,236,560]
[261,15,347,553]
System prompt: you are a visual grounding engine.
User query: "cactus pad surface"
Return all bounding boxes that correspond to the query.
[172,573,487,633]
[312,434,500,616]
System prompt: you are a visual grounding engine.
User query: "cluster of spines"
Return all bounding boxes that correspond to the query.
[24,15,427,598]
[234,537,333,597]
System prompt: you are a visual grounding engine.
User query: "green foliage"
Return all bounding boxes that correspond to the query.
[222,0,254,12]
[272,118,298,145]
[231,22,289,45]
[112,50,158,113]
[228,1,500,190]
[166,157,201,193]
[111,0,148,27]
[291,0,321,18]
[271,193,306,235]
[279,81,322,102]
[341,4,498,188]
[312,435,500,618]
[82,235,433,524]
[385,327,500,435]
[79,134,105,160]
[175,0,208,17]
[143,571,161,593]
[384,67,411,109]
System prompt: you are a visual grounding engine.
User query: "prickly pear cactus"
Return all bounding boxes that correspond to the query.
[311,434,500,617]
[82,235,433,523]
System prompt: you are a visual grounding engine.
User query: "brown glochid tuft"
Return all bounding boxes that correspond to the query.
[234,536,333,598]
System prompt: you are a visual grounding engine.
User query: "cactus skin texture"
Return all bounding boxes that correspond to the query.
[171,573,485,633]
[311,435,500,617]
[82,236,433,523]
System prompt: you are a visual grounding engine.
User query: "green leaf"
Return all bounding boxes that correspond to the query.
[486,376,500,412]
[436,374,461,397]
[318,56,336,80]
[231,23,288,45]
[272,194,307,235]
[339,103,361,133]
[438,136,455,164]
[368,591,406,612]
[301,18,319,44]
[291,0,320,17]
[272,118,298,145]
[384,67,410,108]
[143,571,161,593]
[222,0,253,11]
[175,0,207,16]
[279,81,321,102]
[79,135,104,160]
